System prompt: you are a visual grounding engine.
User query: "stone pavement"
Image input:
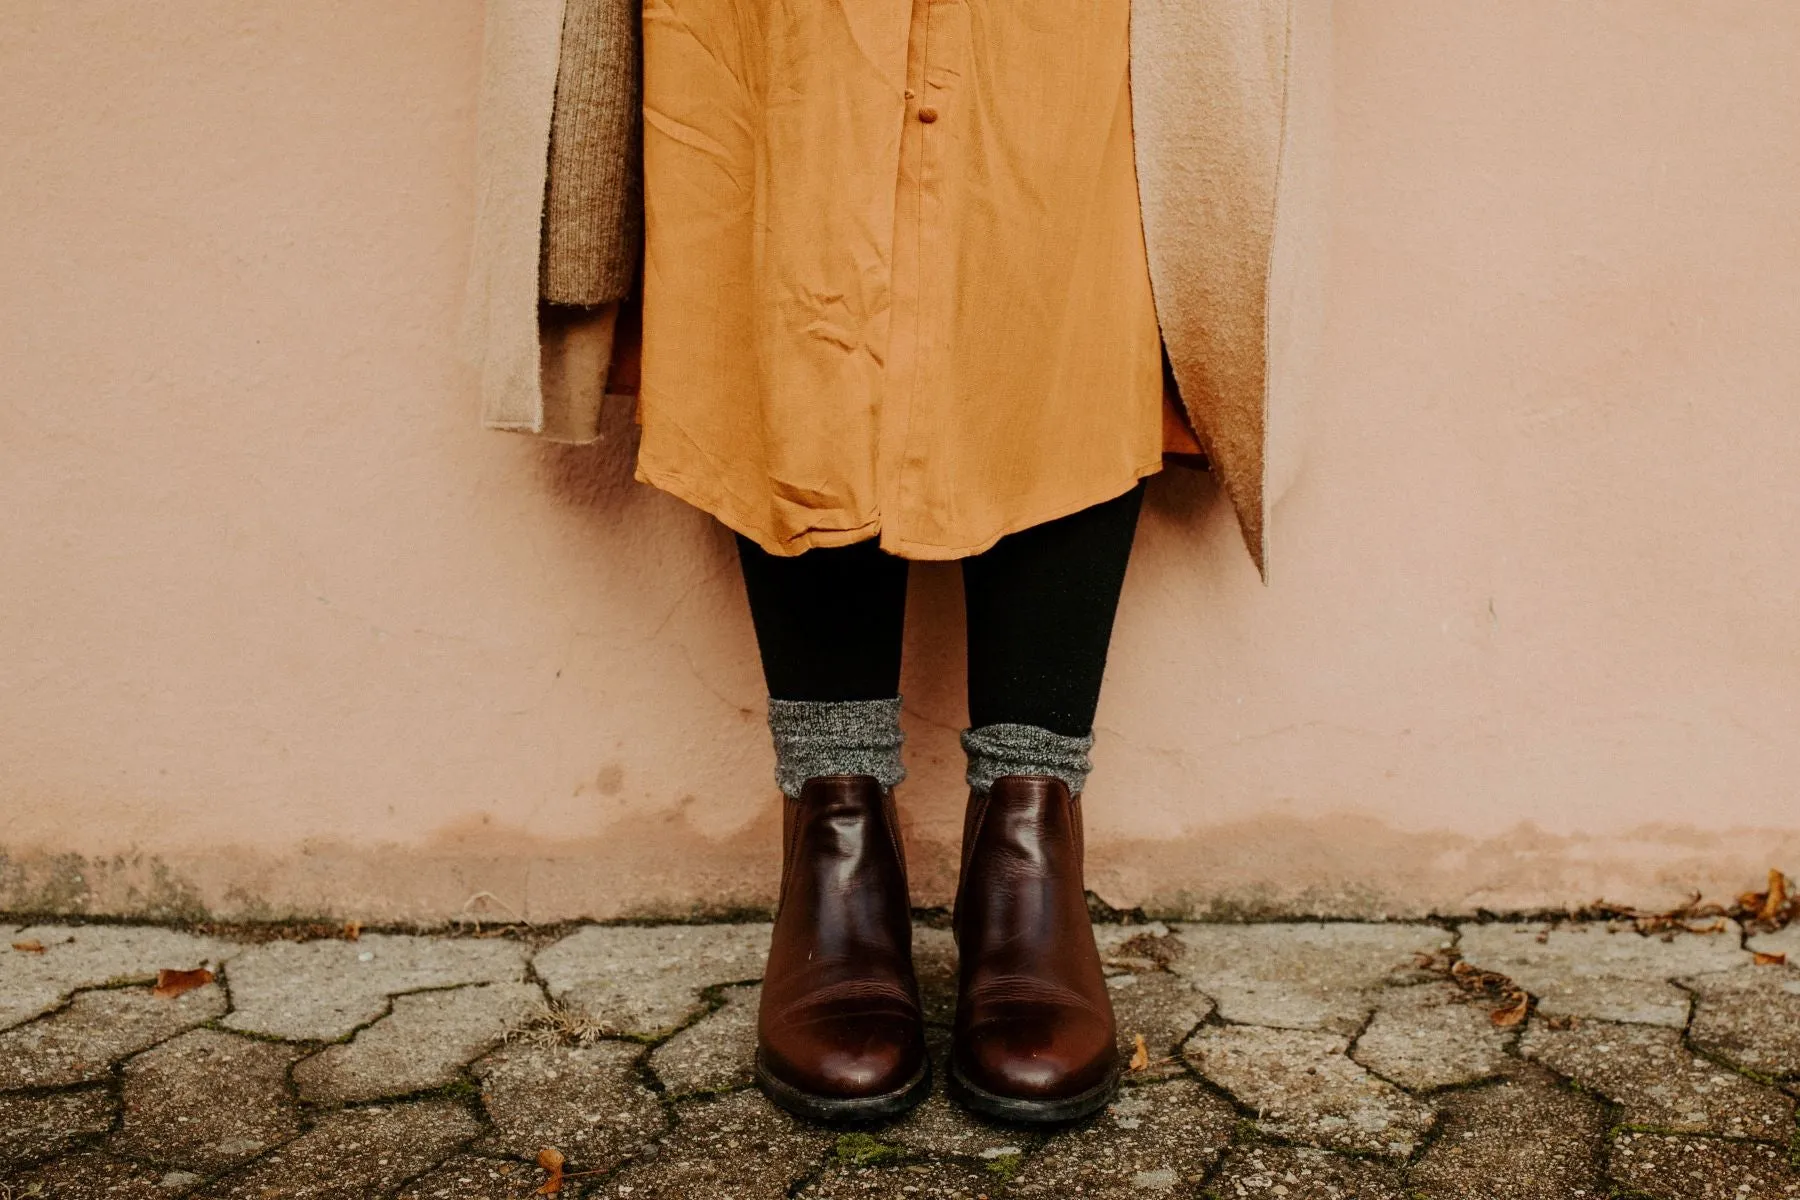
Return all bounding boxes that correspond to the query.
[1,915,1797,1198]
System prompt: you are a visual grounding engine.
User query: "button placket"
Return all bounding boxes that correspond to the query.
[874,0,937,543]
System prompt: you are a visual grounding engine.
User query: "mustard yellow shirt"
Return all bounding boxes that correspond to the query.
[635,0,1164,560]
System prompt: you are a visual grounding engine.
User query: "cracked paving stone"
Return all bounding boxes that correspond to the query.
[592,1088,835,1199]
[293,980,541,1102]
[1107,970,1215,1081]
[1407,1066,1605,1199]
[1007,1077,1235,1197]
[222,933,530,1042]
[1095,921,1181,973]
[191,1099,480,1200]
[0,925,239,1032]
[886,1030,1036,1158]
[0,1150,174,1198]
[112,1028,304,1171]
[0,1087,115,1168]
[911,924,958,1026]
[1209,1145,1408,1199]
[1184,1025,1435,1157]
[1683,963,1800,1076]
[886,1089,1025,1161]
[795,1157,997,1198]
[534,923,771,1038]
[1749,922,1800,961]
[648,982,759,1097]
[1165,923,1445,1034]
[1350,981,1511,1091]
[1520,1019,1794,1139]
[1610,1131,1800,1199]
[397,1154,546,1200]
[473,1040,668,1169]
[1457,921,1747,1027]
[0,982,227,1089]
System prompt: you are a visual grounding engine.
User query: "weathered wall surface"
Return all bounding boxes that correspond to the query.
[3,1,1797,922]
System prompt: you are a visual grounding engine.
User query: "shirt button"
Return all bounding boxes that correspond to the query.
[916,106,939,124]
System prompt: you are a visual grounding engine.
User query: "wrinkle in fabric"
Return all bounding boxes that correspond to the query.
[635,0,1163,560]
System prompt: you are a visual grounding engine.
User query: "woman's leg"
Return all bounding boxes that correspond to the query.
[949,480,1145,1123]
[736,534,908,703]
[733,535,929,1121]
[960,480,1144,792]
[735,532,910,797]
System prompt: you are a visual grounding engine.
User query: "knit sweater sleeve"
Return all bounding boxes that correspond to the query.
[540,0,642,307]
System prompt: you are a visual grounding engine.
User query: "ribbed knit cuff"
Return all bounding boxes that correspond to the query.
[541,0,643,306]
[768,698,906,800]
[962,723,1095,797]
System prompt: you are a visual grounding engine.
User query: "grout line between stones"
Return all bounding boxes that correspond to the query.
[9,916,1797,1196]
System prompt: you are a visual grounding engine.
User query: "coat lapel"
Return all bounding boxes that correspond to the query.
[466,0,1332,571]
[1132,0,1332,578]
[464,0,569,435]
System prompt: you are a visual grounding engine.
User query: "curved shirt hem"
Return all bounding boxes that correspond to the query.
[636,457,1165,562]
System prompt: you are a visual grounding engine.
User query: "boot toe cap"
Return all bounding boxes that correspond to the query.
[956,1014,1117,1100]
[761,1013,924,1099]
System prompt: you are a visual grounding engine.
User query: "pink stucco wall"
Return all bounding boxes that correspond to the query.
[3,2,1797,922]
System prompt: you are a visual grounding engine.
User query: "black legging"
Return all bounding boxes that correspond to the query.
[735,482,1144,738]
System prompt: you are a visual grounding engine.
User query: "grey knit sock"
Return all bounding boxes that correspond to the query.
[961,723,1095,797]
[767,698,906,799]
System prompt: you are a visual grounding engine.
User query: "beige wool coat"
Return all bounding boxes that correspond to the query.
[463,1,1332,576]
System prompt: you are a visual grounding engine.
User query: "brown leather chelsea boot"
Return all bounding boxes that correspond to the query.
[949,774,1119,1123]
[755,774,930,1122]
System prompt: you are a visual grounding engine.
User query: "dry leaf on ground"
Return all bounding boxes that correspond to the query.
[343,920,362,941]
[1128,1034,1150,1071]
[1753,951,1787,967]
[1491,994,1532,1028]
[1757,869,1789,924]
[1418,949,1533,1027]
[1720,868,1797,932]
[1113,930,1185,969]
[152,967,214,999]
[536,1147,566,1195]
[1584,897,1735,936]
[1567,871,1796,935]
[10,940,46,954]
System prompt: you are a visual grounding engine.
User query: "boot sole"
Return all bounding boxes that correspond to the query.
[947,1061,1120,1125]
[754,1051,932,1124]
